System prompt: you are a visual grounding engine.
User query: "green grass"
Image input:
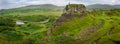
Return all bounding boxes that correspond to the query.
[48,9,120,44]
[0,5,62,44]
[0,5,120,44]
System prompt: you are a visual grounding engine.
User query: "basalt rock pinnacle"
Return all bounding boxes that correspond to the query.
[48,4,87,34]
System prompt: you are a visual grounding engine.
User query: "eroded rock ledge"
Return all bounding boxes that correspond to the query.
[48,4,87,34]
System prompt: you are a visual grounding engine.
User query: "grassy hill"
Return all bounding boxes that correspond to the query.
[49,9,120,44]
[87,4,120,10]
[0,4,63,16]
[0,4,63,44]
[114,5,120,8]
[0,4,120,44]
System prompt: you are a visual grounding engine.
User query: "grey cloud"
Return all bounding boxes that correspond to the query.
[0,0,120,9]
[0,0,30,9]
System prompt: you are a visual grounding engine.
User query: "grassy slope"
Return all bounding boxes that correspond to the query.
[0,4,63,16]
[0,4,63,44]
[49,9,120,44]
[0,4,120,44]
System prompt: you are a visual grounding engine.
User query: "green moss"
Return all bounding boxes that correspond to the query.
[98,38,116,44]
[66,4,85,8]
[65,4,86,11]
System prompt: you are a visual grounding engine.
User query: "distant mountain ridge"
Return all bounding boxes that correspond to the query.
[18,4,120,10]
[1,4,120,11]
[87,4,120,9]
[1,4,62,10]
[0,4,64,13]
[114,5,120,8]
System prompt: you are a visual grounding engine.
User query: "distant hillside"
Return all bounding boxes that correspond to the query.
[1,4,120,15]
[0,4,64,16]
[114,5,120,8]
[13,4,64,12]
[20,4,61,9]
[87,4,120,9]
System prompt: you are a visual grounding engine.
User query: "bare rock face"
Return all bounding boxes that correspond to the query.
[47,4,87,34]
[64,4,86,15]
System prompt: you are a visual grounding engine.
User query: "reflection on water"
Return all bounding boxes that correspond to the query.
[16,21,24,25]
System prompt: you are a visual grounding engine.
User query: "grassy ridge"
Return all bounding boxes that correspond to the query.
[0,4,120,44]
[0,4,63,44]
[48,9,120,44]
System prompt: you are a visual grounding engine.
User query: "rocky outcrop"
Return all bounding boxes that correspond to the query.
[47,4,87,34]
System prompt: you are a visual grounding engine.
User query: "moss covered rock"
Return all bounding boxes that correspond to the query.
[64,4,86,15]
[48,4,87,35]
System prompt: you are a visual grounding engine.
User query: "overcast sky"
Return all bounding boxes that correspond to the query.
[0,0,120,9]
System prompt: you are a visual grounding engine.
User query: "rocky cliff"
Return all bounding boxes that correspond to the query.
[48,4,87,34]
[45,4,120,44]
